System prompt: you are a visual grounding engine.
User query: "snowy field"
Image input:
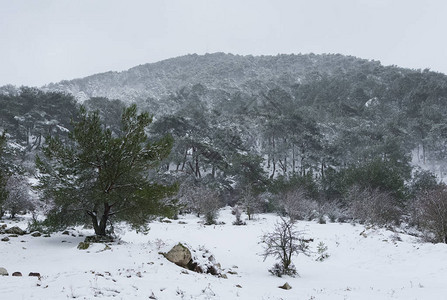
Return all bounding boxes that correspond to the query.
[0,207,446,300]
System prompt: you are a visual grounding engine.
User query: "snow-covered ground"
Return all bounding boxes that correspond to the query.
[0,207,446,299]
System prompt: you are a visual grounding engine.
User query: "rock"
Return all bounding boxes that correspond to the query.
[12,272,22,277]
[8,234,18,238]
[43,234,51,237]
[5,226,25,235]
[28,272,41,277]
[279,282,292,290]
[178,221,187,224]
[31,232,41,237]
[1,224,6,229]
[77,242,90,250]
[0,267,8,276]
[84,235,114,243]
[163,243,192,268]
[236,284,242,288]
[227,270,238,275]
[220,274,228,279]
[1,237,9,242]
[149,292,157,299]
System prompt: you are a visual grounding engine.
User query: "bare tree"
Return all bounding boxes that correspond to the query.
[412,186,447,243]
[4,175,34,218]
[180,184,221,224]
[241,187,262,221]
[260,217,310,277]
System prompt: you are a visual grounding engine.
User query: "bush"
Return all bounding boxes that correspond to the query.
[346,185,401,225]
[412,186,447,243]
[232,205,246,225]
[279,187,318,221]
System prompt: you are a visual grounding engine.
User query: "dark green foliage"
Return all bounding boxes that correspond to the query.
[0,131,8,215]
[332,159,409,203]
[409,170,439,197]
[36,104,177,235]
[0,87,78,149]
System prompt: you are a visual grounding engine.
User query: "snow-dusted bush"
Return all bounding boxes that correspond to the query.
[411,186,447,243]
[346,185,401,226]
[260,217,310,277]
[232,205,246,225]
[279,188,318,221]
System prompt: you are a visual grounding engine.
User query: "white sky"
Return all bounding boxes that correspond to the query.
[1,0,447,87]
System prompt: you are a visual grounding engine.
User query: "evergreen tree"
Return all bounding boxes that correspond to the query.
[0,131,8,215]
[36,104,177,236]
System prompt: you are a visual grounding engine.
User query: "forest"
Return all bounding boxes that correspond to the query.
[1,53,447,243]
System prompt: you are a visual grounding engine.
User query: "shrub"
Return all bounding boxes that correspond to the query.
[412,186,447,243]
[279,187,318,221]
[346,185,401,225]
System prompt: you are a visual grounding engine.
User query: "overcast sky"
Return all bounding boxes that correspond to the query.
[1,0,446,87]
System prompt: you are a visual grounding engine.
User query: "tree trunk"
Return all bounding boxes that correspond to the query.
[88,203,111,236]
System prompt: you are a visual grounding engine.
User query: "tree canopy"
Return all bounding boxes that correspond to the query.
[36,104,177,235]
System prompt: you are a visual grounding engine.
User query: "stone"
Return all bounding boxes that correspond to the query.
[0,267,8,276]
[220,274,228,279]
[163,243,192,268]
[12,272,22,277]
[31,232,41,237]
[8,234,18,238]
[1,237,10,242]
[279,282,292,290]
[236,284,242,288]
[28,272,41,277]
[62,231,70,235]
[5,226,25,235]
[77,242,90,250]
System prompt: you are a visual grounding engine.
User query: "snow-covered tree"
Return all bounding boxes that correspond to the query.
[4,175,33,218]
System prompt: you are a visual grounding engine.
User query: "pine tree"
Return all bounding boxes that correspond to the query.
[0,131,8,216]
[36,104,177,236]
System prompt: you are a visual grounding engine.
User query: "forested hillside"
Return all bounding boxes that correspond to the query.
[2,53,447,241]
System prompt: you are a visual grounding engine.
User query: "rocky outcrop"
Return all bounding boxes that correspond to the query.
[0,267,8,276]
[5,226,26,235]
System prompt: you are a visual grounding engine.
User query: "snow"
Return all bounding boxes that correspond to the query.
[0,207,446,299]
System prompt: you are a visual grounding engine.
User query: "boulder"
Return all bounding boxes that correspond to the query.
[163,243,192,268]
[162,243,224,277]
[29,272,40,277]
[1,237,9,242]
[31,232,41,237]
[279,282,292,290]
[5,226,26,235]
[12,272,22,277]
[0,267,8,276]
